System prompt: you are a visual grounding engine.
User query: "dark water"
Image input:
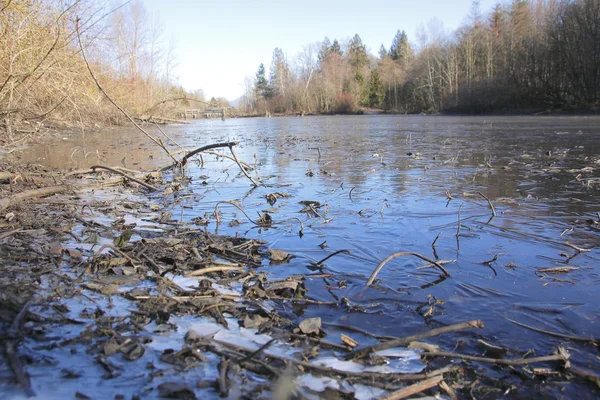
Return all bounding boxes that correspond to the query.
[16,115,600,396]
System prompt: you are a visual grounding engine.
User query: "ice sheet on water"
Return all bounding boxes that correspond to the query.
[310,349,425,374]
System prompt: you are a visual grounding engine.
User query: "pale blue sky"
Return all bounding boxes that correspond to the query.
[141,0,500,100]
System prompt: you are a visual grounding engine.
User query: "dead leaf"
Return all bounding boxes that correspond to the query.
[299,317,321,335]
[269,249,292,262]
[66,249,82,259]
[341,333,359,348]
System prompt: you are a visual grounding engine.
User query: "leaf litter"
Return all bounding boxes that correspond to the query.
[0,132,595,399]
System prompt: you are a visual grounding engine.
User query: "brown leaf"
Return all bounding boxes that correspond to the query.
[50,246,64,256]
[341,333,359,348]
[66,249,83,259]
[299,317,321,335]
[269,249,292,262]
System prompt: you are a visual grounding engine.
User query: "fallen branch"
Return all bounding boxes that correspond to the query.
[422,351,568,366]
[184,266,246,277]
[90,165,159,191]
[366,251,450,286]
[343,320,484,361]
[173,141,239,168]
[374,376,443,400]
[505,317,598,344]
[0,228,22,241]
[0,185,70,212]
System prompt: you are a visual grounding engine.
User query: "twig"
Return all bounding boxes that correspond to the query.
[76,20,177,163]
[152,121,184,149]
[174,141,239,168]
[218,357,229,397]
[374,376,443,400]
[228,144,261,186]
[565,242,592,252]
[477,191,496,217]
[184,266,245,277]
[239,339,277,363]
[0,185,69,212]
[90,165,159,191]
[312,249,351,266]
[343,320,484,361]
[423,351,568,365]
[4,299,36,397]
[0,228,22,241]
[214,201,263,226]
[505,317,598,344]
[366,251,450,286]
[456,203,463,237]
[202,150,253,170]
[431,232,441,248]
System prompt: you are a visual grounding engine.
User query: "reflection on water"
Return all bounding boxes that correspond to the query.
[15,115,600,394]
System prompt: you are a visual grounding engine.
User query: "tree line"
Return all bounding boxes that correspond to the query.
[242,0,600,115]
[0,0,201,145]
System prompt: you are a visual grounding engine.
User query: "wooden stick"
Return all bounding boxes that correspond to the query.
[228,144,261,186]
[477,191,496,217]
[0,228,22,241]
[366,251,450,286]
[184,266,245,277]
[343,320,484,361]
[312,249,351,266]
[176,141,239,168]
[90,165,159,191]
[423,351,567,365]
[202,150,253,170]
[214,201,263,226]
[374,376,443,400]
[505,317,598,344]
[0,185,69,212]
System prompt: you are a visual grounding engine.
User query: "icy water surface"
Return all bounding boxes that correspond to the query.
[16,115,600,396]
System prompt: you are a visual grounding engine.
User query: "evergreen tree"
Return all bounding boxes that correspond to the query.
[269,47,290,98]
[368,68,385,107]
[318,37,332,63]
[330,39,343,56]
[378,44,388,60]
[389,30,412,66]
[347,34,368,69]
[255,63,272,100]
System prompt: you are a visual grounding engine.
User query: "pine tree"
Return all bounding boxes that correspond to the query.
[255,63,272,99]
[368,68,385,107]
[318,37,332,63]
[347,34,368,69]
[379,44,388,60]
[389,30,412,66]
[269,47,289,98]
[330,39,343,56]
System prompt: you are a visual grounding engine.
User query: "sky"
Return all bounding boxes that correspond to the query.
[141,0,500,101]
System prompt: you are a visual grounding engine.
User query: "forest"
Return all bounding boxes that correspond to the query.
[0,0,195,146]
[1,0,599,146]
[243,0,600,115]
